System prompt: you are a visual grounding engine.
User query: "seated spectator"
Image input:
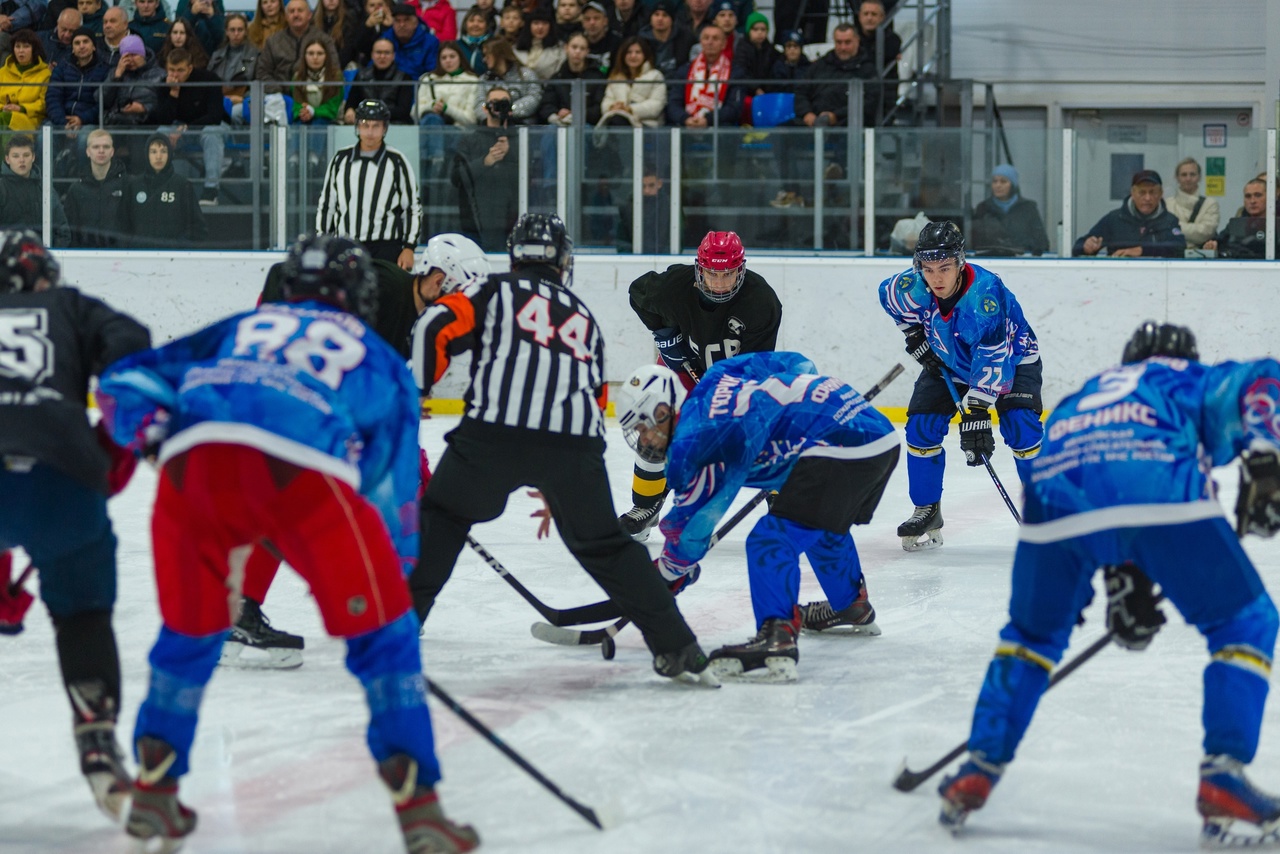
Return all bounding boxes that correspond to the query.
[640,0,693,80]
[537,29,602,125]
[474,36,541,124]
[0,134,72,245]
[291,33,344,127]
[609,0,642,40]
[0,0,48,43]
[0,30,51,131]
[1204,179,1275,259]
[104,34,165,128]
[675,0,711,39]
[247,0,285,49]
[416,39,478,169]
[383,1,438,78]
[315,0,360,67]
[99,5,131,61]
[554,0,581,39]
[122,132,207,246]
[1165,156,1219,249]
[597,36,663,127]
[709,0,736,60]
[154,46,228,205]
[63,127,129,246]
[36,0,76,32]
[774,0,823,47]
[617,167,669,253]
[352,0,392,65]
[795,23,877,128]
[131,0,172,54]
[450,83,518,250]
[855,0,900,74]
[47,27,107,137]
[472,0,499,33]
[664,23,741,128]
[970,163,1050,256]
[160,17,210,68]
[256,0,339,95]
[731,11,777,96]
[496,2,522,43]
[208,11,259,122]
[579,0,618,72]
[770,28,808,84]
[457,6,490,74]
[1072,169,1186,257]
[175,0,226,55]
[343,37,413,123]
[76,0,105,41]
[408,0,455,42]
[38,8,83,70]
[514,6,562,80]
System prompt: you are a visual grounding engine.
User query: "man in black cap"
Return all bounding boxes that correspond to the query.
[608,0,643,39]
[385,2,439,79]
[641,0,694,79]
[1073,169,1187,258]
[579,0,620,72]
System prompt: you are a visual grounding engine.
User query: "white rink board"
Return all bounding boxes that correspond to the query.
[59,251,1279,408]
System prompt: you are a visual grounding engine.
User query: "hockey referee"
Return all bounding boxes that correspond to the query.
[315,98,422,270]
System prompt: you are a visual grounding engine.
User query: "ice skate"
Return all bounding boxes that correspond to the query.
[937,754,1004,833]
[708,616,800,683]
[379,755,480,854]
[618,501,663,542]
[1197,754,1280,848]
[219,597,304,669]
[653,641,721,687]
[69,680,132,822]
[126,737,197,853]
[898,502,943,552]
[800,578,881,636]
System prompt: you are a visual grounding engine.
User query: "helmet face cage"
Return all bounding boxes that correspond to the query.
[617,366,686,464]
[1121,321,1200,364]
[507,213,573,281]
[913,221,966,273]
[418,233,490,294]
[281,234,378,324]
[0,229,59,293]
[695,231,746,303]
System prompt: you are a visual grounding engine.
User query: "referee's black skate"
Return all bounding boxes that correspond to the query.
[898,502,943,552]
[708,615,800,683]
[219,597,304,670]
[800,578,881,635]
[618,502,662,542]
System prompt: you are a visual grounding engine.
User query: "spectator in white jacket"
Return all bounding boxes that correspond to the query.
[416,39,478,171]
[1165,156,1220,249]
[596,36,665,128]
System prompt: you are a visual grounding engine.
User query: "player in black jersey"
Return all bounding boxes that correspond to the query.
[410,214,714,683]
[620,230,783,539]
[0,230,150,823]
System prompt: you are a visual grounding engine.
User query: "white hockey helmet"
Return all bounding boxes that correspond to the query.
[617,365,687,463]
[414,233,490,294]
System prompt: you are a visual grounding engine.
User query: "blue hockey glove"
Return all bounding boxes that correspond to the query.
[655,554,700,595]
[958,400,994,466]
[1236,448,1280,539]
[903,325,944,376]
[1103,562,1165,651]
[652,327,699,378]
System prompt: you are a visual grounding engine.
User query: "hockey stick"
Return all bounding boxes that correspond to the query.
[8,564,35,595]
[941,372,1022,525]
[466,536,622,627]
[426,678,603,830]
[531,362,908,651]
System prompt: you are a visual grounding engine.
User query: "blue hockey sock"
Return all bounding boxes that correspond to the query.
[133,626,227,778]
[806,530,862,612]
[745,515,823,625]
[1201,594,1278,762]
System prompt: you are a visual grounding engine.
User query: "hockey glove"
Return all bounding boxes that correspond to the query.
[958,400,995,466]
[655,554,700,595]
[653,327,699,380]
[903,325,944,376]
[1104,562,1165,651]
[1236,447,1280,539]
[0,554,34,637]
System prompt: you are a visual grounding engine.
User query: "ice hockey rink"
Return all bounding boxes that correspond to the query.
[5,415,1280,854]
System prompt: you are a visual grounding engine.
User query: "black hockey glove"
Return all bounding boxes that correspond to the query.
[903,325,944,376]
[1236,448,1280,539]
[1104,562,1165,651]
[652,327,699,380]
[958,400,994,466]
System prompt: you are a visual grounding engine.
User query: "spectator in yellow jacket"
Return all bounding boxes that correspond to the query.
[0,30,52,131]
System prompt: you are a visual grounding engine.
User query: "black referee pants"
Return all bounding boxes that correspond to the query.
[412,419,697,656]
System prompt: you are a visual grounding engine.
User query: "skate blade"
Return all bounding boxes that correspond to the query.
[708,656,797,683]
[218,642,303,670]
[672,668,721,688]
[803,621,882,637]
[901,532,943,552]
[130,833,188,854]
[1201,817,1280,849]
[938,804,971,835]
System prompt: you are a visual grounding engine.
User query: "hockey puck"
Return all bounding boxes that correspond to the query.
[600,635,616,660]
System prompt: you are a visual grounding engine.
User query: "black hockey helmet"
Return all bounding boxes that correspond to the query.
[914,220,966,272]
[1121,321,1200,364]
[0,229,60,293]
[507,213,573,277]
[279,234,378,323]
[354,98,391,125]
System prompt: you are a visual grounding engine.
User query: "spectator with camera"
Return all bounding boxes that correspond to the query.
[451,84,520,251]
[474,36,542,124]
[1073,169,1186,258]
[1204,179,1275,259]
[1165,157,1219,249]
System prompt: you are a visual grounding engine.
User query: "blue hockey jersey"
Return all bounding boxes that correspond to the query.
[97,301,422,567]
[1023,356,1280,530]
[878,262,1039,405]
[659,352,899,567]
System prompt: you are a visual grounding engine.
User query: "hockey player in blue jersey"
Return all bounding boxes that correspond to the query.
[97,235,478,854]
[617,352,900,682]
[878,221,1043,551]
[938,322,1280,848]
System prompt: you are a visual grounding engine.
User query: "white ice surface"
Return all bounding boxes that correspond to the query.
[5,417,1280,854]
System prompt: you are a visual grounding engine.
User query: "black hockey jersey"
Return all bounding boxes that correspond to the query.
[0,287,150,492]
[628,264,782,371]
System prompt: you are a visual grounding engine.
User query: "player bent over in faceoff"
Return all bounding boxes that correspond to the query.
[99,235,477,854]
[0,231,151,822]
[939,322,1280,848]
[618,352,900,682]
[878,221,1043,551]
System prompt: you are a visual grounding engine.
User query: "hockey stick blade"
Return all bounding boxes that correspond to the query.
[466,536,622,626]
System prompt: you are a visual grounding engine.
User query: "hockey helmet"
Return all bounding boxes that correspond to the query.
[279,234,378,323]
[415,233,490,295]
[508,213,573,278]
[354,98,391,125]
[913,220,966,272]
[0,229,60,293]
[694,231,745,303]
[1121,321,1200,364]
[617,364,687,463]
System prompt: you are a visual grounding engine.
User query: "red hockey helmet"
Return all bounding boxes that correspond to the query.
[694,231,745,303]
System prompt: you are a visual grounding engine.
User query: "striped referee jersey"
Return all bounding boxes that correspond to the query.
[315,143,422,247]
